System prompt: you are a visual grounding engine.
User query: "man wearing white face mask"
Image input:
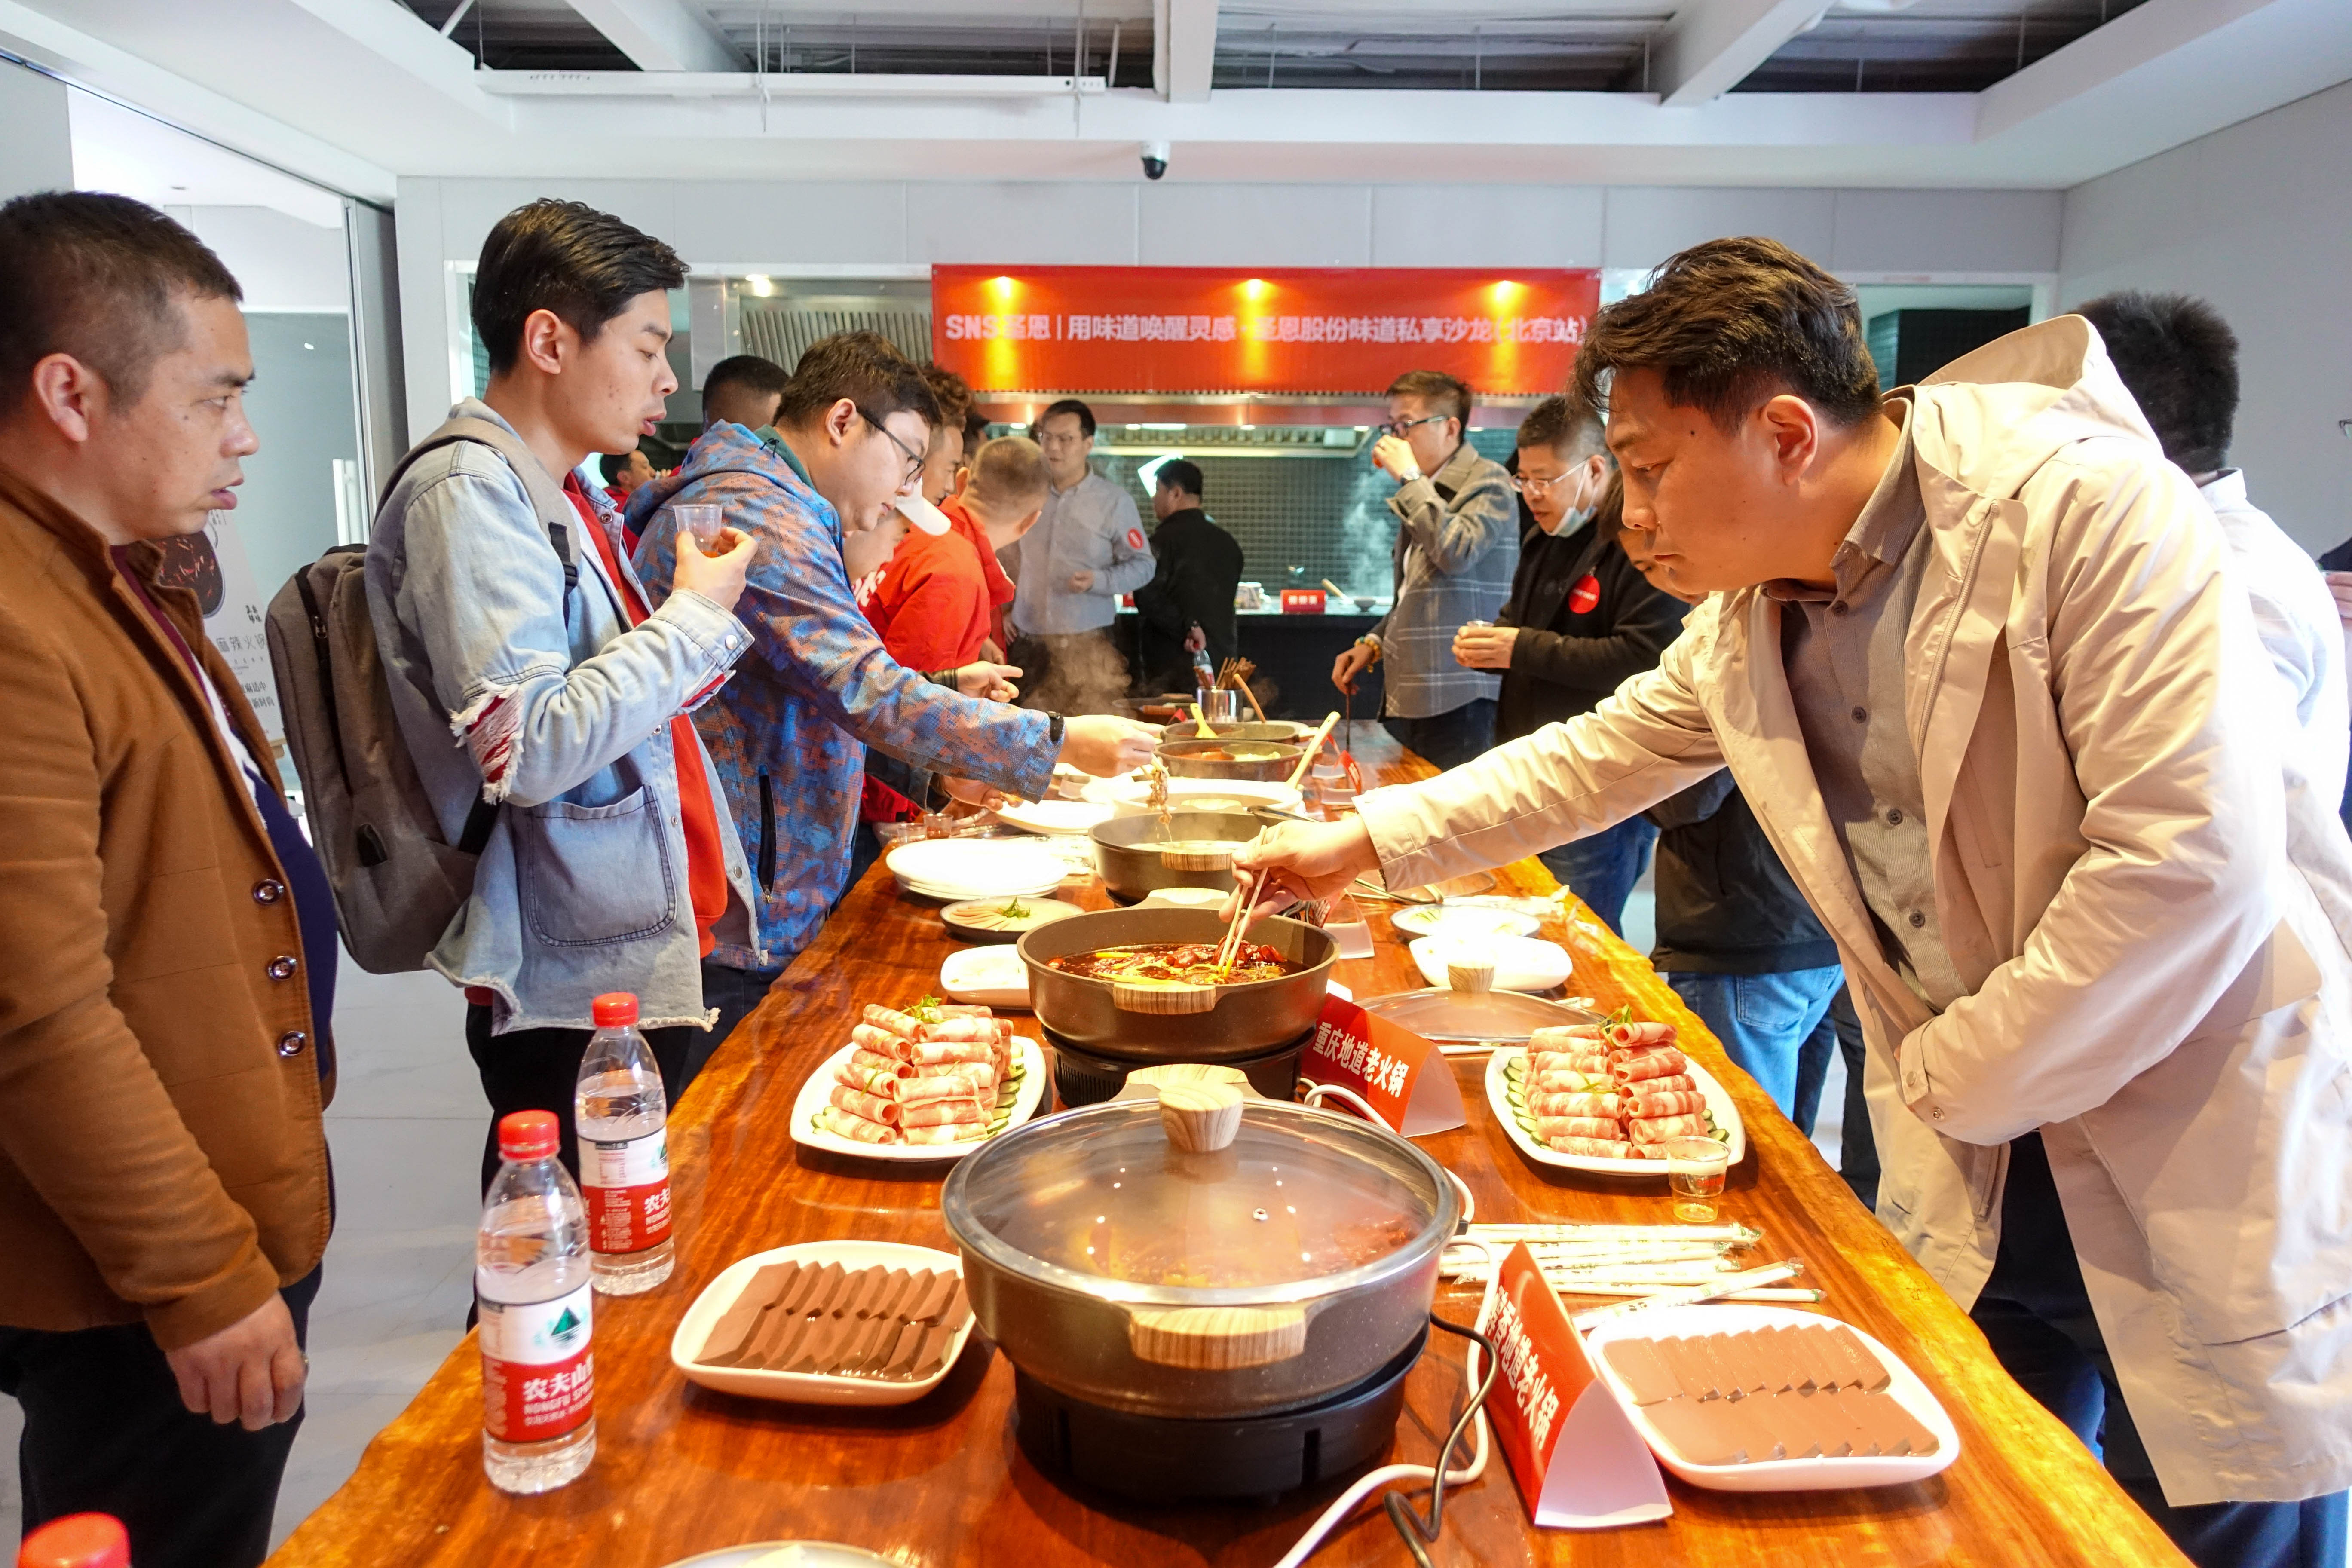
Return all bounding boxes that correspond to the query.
[1453,395,1687,932]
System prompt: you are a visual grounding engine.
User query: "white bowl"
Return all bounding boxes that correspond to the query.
[990,799,1117,836]
[659,1547,897,1568]
[1411,934,1572,993]
[1582,1304,1960,1491]
[885,839,1071,901]
[668,1239,974,1406]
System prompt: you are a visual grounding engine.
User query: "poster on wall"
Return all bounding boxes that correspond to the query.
[931,266,1601,396]
[153,512,285,760]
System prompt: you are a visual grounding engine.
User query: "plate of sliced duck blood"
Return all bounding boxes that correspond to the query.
[790,999,1045,1163]
[669,1239,975,1405]
[1486,1012,1746,1177]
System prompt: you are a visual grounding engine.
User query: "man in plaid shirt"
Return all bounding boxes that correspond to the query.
[1332,370,1517,769]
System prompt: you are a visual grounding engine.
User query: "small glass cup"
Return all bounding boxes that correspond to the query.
[674,503,725,551]
[1662,1137,1731,1223]
[921,811,956,841]
[1195,688,1240,725]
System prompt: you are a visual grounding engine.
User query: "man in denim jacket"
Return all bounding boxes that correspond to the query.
[635,332,1156,1020]
[368,200,761,1188]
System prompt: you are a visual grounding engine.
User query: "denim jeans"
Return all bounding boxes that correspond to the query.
[1976,1134,2348,1568]
[1384,699,1496,772]
[1791,985,1878,1210]
[1539,817,1659,936]
[1661,966,1844,1115]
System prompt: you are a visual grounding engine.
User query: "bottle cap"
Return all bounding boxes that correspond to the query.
[591,992,640,1027]
[19,1514,130,1568]
[497,1109,560,1162]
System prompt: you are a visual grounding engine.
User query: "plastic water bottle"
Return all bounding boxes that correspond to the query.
[18,1514,129,1568]
[478,1109,595,1494]
[574,992,674,1293]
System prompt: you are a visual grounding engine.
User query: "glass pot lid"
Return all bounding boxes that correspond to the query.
[942,1099,1455,1305]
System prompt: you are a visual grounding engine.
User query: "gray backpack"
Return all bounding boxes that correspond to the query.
[265,416,579,974]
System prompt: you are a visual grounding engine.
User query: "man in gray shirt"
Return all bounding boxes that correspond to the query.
[1331,370,1517,769]
[1004,398,1153,712]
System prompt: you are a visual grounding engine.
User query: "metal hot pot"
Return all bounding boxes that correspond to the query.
[1155,737,1304,782]
[941,1086,1461,1419]
[1089,810,1271,903]
[1015,905,1335,1061]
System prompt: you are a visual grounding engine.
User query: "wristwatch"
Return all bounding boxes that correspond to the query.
[1047,712,1066,747]
[1396,465,1423,484]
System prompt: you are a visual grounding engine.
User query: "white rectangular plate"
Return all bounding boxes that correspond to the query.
[938,944,1030,1008]
[1582,1303,1960,1491]
[790,1036,1045,1164]
[668,1239,972,1406]
[1485,1046,1746,1176]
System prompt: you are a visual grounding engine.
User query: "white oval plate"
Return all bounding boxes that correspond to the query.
[661,1549,895,1568]
[1391,904,1542,940]
[1582,1304,1960,1491]
[938,944,1030,1007]
[790,1035,1046,1164]
[1485,1045,1746,1176]
[991,799,1117,836]
[1411,934,1572,993]
[886,838,1071,901]
[900,873,1068,904]
[668,1239,972,1408]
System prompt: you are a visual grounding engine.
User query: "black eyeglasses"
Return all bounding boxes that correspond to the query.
[857,405,927,490]
[1378,413,1451,439]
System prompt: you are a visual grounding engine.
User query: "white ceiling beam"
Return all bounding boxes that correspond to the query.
[566,0,737,74]
[1155,0,1216,103]
[482,70,1105,97]
[1654,0,1827,107]
[278,0,491,107]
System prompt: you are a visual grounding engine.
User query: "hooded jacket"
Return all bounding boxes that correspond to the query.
[1354,317,2352,1507]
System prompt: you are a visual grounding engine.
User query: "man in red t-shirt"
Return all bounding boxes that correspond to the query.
[866,435,1047,671]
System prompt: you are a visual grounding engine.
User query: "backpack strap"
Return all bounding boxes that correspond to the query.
[376,415,591,845]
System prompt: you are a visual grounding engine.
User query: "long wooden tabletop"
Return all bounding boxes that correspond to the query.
[273,733,2184,1567]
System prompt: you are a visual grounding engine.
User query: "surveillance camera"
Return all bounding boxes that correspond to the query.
[1141,141,1170,181]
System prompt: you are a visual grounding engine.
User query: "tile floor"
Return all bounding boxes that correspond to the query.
[0,883,1846,1551]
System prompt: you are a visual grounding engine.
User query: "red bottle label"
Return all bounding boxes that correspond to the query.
[480,1285,594,1443]
[578,1130,672,1256]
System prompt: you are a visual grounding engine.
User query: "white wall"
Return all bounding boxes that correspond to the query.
[395,177,2063,439]
[2060,79,2352,554]
[160,204,351,313]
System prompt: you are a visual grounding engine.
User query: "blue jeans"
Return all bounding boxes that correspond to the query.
[1976,1134,2348,1568]
[1539,817,1659,936]
[1662,966,1844,1116]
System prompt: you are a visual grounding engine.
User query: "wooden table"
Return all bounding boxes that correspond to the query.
[274,736,2185,1568]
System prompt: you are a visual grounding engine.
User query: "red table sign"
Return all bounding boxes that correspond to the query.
[1487,1241,1672,1529]
[932,266,1600,396]
[1297,993,1464,1135]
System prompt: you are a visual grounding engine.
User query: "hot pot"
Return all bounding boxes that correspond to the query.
[1089,810,1270,903]
[1153,720,1304,745]
[941,1086,1460,1418]
[1156,737,1303,783]
[1016,905,1335,1060]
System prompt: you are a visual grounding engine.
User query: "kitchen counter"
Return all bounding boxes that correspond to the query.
[271,732,2186,1568]
[1115,605,1386,722]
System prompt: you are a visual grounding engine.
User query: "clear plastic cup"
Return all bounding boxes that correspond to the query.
[674,503,725,551]
[1663,1136,1732,1223]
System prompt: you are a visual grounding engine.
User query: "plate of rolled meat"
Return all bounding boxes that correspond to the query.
[1485,1014,1746,1176]
[790,999,1046,1162]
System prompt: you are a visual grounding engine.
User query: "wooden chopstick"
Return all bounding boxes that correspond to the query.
[1284,711,1343,790]
[1216,864,1262,974]
[1233,671,1267,722]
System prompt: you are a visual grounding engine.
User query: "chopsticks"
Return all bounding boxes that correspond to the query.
[1570,1258,1811,1330]
[1210,657,1267,722]
[1284,710,1343,790]
[1214,863,1263,975]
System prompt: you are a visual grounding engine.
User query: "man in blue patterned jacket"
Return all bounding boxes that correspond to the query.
[634,332,1156,1038]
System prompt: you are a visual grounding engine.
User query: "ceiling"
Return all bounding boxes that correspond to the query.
[1,0,2346,199]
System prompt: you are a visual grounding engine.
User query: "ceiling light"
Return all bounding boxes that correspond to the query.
[745,275,774,297]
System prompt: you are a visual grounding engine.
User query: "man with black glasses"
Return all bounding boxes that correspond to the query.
[1332,369,1517,769]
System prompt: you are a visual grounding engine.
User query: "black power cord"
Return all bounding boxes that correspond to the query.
[1384,1311,1501,1567]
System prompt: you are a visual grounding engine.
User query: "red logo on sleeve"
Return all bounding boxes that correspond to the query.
[1126,528,1145,550]
[1568,573,1601,615]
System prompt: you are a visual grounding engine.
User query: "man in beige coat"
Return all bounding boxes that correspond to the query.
[1238,237,2350,1567]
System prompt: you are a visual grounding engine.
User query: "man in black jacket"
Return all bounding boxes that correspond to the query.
[1133,459,1243,694]
[1453,396,1685,932]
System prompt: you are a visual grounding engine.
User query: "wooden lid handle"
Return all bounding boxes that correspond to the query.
[1112,980,1218,1015]
[1157,1081,1245,1151]
[1127,1304,1308,1369]
[1447,958,1497,995]
[1128,1063,1250,1091]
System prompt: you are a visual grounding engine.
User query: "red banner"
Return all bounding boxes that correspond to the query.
[931,266,1599,396]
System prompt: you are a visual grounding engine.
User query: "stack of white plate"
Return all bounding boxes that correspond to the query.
[1082,774,1305,818]
[885,839,1071,902]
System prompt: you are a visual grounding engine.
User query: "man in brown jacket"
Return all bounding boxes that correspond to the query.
[0,193,337,1567]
